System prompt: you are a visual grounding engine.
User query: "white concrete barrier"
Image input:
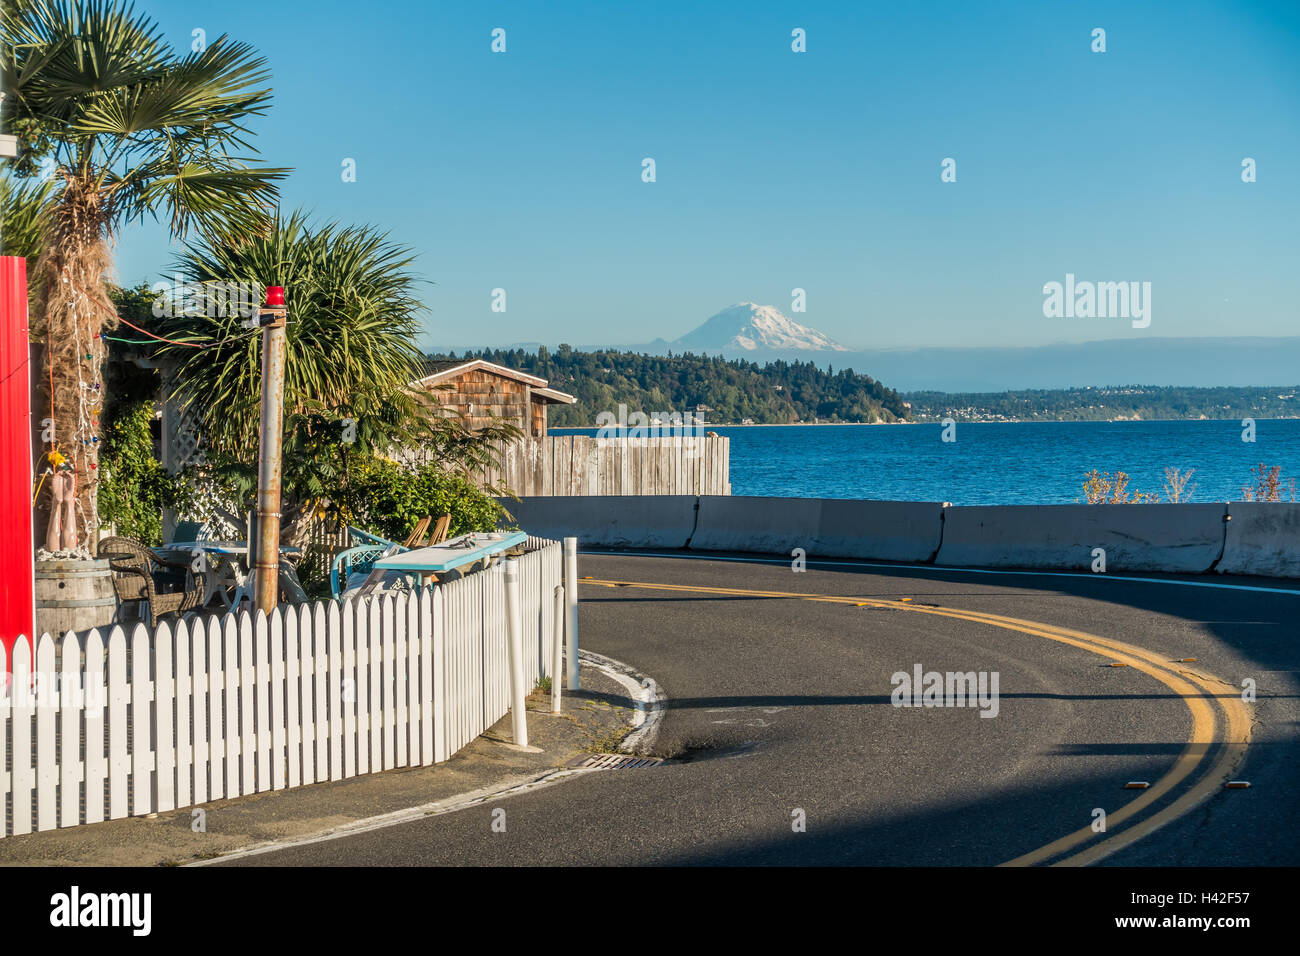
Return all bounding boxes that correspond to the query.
[936,503,1227,573]
[1218,503,1300,578]
[500,495,698,549]
[502,495,1274,577]
[689,496,946,563]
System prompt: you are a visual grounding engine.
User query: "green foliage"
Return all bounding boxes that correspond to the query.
[101,284,162,431]
[97,402,173,545]
[0,176,53,260]
[153,211,518,550]
[158,211,428,455]
[1,0,289,245]
[340,456,505,543]
[439,347,912,424]
[0,176,55,310]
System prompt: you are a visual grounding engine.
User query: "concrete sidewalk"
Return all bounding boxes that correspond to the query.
[0,663,636,867]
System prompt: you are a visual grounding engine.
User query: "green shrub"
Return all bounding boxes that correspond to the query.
[97,402,174,545]
[343,456,505,543]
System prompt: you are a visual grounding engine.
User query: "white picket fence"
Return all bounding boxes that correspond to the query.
[1,539,562,838]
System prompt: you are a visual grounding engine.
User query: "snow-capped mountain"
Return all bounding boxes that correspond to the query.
[672,302,849,352]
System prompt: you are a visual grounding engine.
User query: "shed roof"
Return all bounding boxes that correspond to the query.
[414,358,576,404]
[415,358,548,389]
[532,386,577,405]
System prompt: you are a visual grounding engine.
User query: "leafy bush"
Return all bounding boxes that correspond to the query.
[341,456,505,543]
[97,402,173,545]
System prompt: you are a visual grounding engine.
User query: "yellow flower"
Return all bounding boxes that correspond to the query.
[48,450,66,468]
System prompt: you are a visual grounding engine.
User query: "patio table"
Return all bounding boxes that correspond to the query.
[372,531,527,587]
[157,540,303,610]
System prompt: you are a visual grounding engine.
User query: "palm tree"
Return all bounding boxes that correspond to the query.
[160,211,429,454]
[158,211,520,544]
[0,176,53,261]
[1,0,287,548]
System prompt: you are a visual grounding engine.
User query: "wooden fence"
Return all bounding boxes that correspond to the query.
[475,435,731,497]
[0,540,561,838]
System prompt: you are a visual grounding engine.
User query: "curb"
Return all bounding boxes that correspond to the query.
[576,648,667,755]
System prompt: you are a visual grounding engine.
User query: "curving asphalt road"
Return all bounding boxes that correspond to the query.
[223,551,1300,866]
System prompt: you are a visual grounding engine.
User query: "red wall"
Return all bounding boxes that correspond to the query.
[0,256,35,654]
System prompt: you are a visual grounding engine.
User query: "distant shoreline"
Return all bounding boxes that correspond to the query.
[551,415,1300,430]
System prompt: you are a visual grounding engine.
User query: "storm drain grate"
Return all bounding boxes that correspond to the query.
[568,753,664,770]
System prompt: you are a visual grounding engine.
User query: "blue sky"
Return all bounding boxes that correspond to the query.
[114,0,1300,352]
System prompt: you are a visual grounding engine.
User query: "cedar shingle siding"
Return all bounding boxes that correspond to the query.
[416,360,573,437]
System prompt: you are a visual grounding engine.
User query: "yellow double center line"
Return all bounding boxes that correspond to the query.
[583,578,1252,867]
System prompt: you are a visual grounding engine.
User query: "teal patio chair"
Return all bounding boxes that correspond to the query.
[330,527,406,599]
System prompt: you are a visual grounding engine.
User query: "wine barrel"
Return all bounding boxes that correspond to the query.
[34,558,117,637]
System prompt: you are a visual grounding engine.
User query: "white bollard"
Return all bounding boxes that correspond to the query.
[563,537,579,690]
[552,585,564,714]
[503,559,528,747]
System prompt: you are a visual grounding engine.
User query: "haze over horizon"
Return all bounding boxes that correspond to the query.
[427,302,1300,392]
[110,0,1299,372]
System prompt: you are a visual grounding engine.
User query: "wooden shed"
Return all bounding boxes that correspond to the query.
[414,359,576,438]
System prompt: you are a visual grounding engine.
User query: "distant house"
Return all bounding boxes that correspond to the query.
[413,359,576,438]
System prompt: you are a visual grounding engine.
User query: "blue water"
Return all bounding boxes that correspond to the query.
[554,420,1300,504]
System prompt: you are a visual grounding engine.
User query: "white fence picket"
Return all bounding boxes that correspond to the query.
[368,597,383,772]
[285,605,301,789]
[130,625,151,817]
[156,621,176,814]
[193,619,212,805]
[380,596,395,771]
[342,601,357,780]
[393,593,409,769]
[223,617,240,797]
[60,632,82,827]
[84,630,106,824]
[255,612,272,792]
[327,603,343,781]
[107,627,129,820]
[431,589,446,763]
[1,540,563,837]
[298,607,316,786]
[35,634,57,831]
[406,591,420,766]
[312,603,329,783]
[270,608,287,791]
[11,638,33,835]
[418,588,434,766]
[238,614,255,797]
[175,619,192,809]
[357,598,374,777]
[207,616,224,801]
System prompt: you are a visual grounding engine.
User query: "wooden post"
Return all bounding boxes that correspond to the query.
[253,287,288,614]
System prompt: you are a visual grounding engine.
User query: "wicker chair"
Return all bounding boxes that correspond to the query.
[98,536,206,627]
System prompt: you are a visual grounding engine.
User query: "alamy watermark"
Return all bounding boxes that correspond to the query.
[595,403,708,456]
[890,664,1000,718]
[1042,273,1150,329]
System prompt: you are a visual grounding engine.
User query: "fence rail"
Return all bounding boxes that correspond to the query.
[1,540,561,838]
[474,435,730,497]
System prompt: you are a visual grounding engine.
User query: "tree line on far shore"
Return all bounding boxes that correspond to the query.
[436,346,913,425]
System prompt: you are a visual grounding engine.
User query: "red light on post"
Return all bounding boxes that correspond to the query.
[264,286,285,308]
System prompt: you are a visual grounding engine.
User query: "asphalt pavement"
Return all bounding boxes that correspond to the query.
[221,551,1300,866]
